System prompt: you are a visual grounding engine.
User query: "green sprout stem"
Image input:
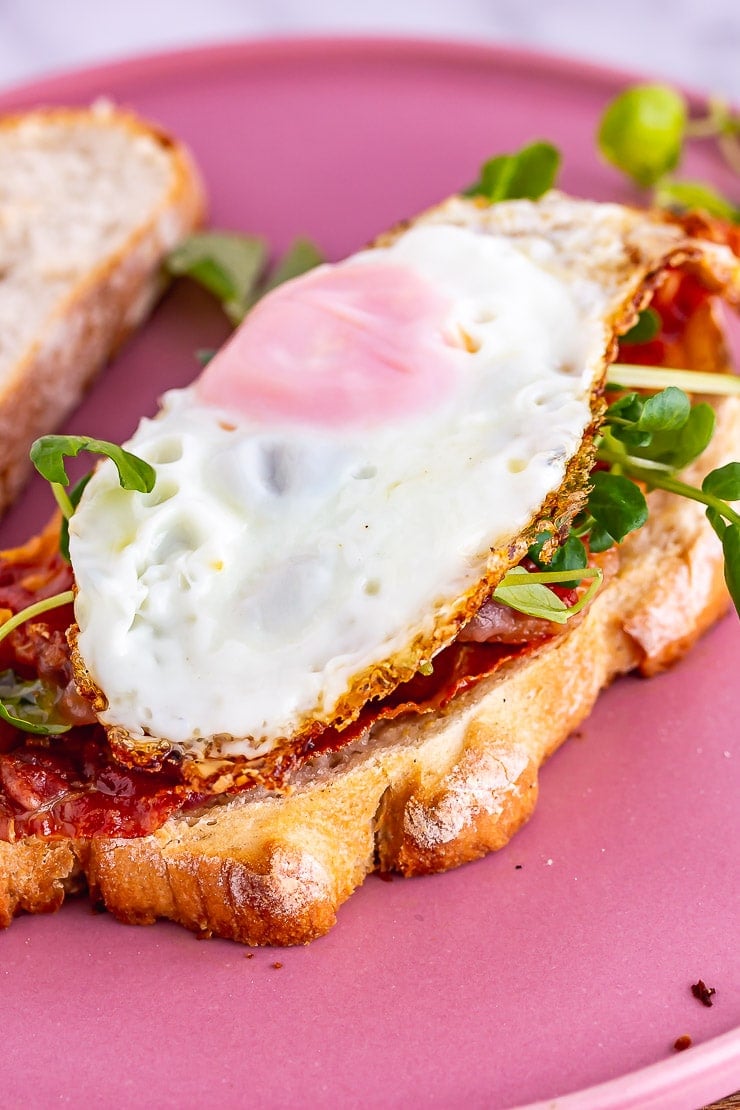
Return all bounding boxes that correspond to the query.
[684,97,732,139]
[51,482,74,520]
[608,364,740,397]
[597,448,740,527]
[605,415,643,429]
[498,567,600,588]
[684,118,722,140]
[0,591,75,649]
[718,131,740,177]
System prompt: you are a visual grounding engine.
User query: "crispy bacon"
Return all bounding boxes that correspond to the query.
[459,597,562,644]
[0,733,191,840]
[617,271,719,369]
[0,633,540,839]
[11,624,96,727]
[459,559,579,645]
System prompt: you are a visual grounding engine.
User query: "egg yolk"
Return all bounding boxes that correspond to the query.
[195,260,459,426]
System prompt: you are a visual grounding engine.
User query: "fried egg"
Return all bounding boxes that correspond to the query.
[69,192,736,766]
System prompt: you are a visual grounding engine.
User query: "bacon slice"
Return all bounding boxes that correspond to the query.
[0,735,190,840]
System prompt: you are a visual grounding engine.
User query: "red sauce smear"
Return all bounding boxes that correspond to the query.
[0,734,189,840]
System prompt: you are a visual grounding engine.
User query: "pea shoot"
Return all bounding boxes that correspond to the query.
[597,83,740,222]
[465,140,560,202]
[0,594,75,736]
[528,376,740,618]
[0,670,74,736]
[167,233,324,324]
[463,127,740,622]
[598,84,686,187]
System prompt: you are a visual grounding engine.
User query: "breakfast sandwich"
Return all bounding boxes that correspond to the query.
[1,190,738,945]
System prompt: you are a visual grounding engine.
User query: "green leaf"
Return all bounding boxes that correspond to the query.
[262,237,324,296]
[59,473,91,563]
[587,522,617,553]
[550,535,588,575]
[529,532,588,587]
[527,531,553,564]
[598,84,687,186]
[636,402,715,469]
[620,307,662,345]
[494,565,603,623]
[618,427,654,451]
[493,567,570,623]
[30,436,155,493]
[706,506,727,538]
[637,386,691,432]
[465,141,560,202]
[588,470,649,543]
[0,670,71,736]
[606,391,644,423]
[605,397,715,471]
[601,420,652,453]
[167,233,324,326]
[655,179,740,223]
[166,232,268,324]
[703,461,740,502]
[721,523,740,615]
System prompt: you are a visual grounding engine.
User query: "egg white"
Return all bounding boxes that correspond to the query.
[70,212,609,758]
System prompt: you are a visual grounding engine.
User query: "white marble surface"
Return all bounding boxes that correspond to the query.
[0,0,738,100]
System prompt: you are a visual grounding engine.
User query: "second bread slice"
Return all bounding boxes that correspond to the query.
[0,101,205,513]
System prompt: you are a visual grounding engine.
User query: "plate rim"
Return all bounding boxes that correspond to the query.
[517,1024,740,1110]
[0,32,716,113]
[0,32,736,1110]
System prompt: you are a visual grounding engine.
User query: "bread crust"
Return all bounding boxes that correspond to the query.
[0,838,82,927]
[2,394,736,945]
[0,105,205,513]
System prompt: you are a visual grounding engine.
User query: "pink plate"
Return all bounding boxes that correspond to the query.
[0,38,738,1110]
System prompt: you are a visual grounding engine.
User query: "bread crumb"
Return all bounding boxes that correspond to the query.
[691,979,716,1007]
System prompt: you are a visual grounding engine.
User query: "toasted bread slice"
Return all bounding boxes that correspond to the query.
[1,391,737,943]
[1,190,738,944]
[0,102,205,513]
